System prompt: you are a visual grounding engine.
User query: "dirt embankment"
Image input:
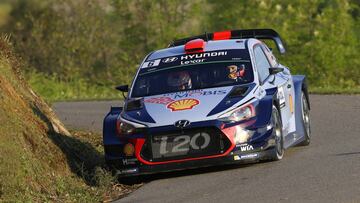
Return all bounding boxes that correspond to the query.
[0,37,134,202]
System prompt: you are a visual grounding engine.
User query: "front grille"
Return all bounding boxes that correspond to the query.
[141,127,231,162]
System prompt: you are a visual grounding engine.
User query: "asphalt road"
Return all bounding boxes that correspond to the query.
[53,95,360,203]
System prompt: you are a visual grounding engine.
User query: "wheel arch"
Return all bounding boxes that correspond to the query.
[103,107,123,146]
[291,75,310,146]
[292,75,310,110]
[254,87,282,127]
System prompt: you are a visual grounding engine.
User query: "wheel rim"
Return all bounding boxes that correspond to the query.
[301,93,311,137]
[272,107,283,157]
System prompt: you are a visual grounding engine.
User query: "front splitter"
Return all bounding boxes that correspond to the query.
[113,147,276,177]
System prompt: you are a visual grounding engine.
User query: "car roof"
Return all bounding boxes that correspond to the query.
[147,39,252,61]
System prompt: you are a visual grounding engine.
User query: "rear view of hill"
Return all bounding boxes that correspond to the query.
[0,37,129,202]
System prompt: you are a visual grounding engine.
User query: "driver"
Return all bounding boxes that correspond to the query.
[167,71,192,91]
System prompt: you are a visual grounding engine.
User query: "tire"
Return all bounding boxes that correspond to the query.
[298,91,311,146]
[269,105,284,161]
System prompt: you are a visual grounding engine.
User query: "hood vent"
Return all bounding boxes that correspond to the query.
[228,86,249,98]
[125,98,143,111]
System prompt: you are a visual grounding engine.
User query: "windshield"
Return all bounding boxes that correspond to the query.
[131,61,253,97]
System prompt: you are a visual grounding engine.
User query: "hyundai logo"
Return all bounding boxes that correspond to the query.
[162,56,178,63]
[174,120,191,128]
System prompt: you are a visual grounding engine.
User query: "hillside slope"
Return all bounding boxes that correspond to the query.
[0,37,122,202]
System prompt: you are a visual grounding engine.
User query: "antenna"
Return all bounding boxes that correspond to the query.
[204,31,209,41]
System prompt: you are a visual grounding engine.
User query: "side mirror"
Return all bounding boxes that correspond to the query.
[115,85,129,99]
[115,85,129,92]
[269,67,284,75]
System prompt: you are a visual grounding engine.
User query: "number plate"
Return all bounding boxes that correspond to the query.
[151,131,221,161]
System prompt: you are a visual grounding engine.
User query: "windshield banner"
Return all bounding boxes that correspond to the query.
[141,49,250,70]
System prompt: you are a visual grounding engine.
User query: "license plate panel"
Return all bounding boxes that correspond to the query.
[151,130,221,161]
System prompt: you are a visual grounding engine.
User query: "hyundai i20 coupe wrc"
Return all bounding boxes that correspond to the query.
[103,29,311,176]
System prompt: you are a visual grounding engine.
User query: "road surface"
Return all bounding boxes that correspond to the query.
[53,95,360,203]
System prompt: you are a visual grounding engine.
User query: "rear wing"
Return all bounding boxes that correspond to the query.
[168,29,286,54]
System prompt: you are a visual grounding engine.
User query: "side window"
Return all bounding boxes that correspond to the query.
[262,44,278,67]
[254,46,271,83]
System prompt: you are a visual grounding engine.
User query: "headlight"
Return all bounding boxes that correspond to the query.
[219,104,255,122]
[116,117,146,136]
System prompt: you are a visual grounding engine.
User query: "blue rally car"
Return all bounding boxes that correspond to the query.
[103,29,311,176]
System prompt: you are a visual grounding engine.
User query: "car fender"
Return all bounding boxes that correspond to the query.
[249,87,280,143]
[103,107,123,146]
[291,75,309,145]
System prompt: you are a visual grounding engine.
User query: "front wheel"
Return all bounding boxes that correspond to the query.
[269,105,284,161]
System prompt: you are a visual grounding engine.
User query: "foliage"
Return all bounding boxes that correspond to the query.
[207,0,360,89]
[0,0,359,100]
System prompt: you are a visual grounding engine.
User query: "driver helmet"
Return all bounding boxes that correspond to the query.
[167,71,192,90]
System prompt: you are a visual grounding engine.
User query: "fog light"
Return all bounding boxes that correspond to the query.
[234,126,254,144]
[123,143,135,156]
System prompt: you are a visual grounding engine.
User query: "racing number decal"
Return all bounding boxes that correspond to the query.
[278,87,286,108]
[190,133,210,149]
[173,136,191,152]
[159,133,211,155]
[159,136,170,154]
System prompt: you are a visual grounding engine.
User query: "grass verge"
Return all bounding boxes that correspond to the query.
[0,36,139,202]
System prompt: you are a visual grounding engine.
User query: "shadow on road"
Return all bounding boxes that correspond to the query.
[119,161,271,185]
[335,151,360,156]
[31,104,105,187]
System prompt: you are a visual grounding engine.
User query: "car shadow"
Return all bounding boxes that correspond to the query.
[31,104,105,187]
[334,151,360,156]
[119,161,265,185]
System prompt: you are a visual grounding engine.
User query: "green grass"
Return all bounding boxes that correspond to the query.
[27,71,122,102]
[27,71,360,103]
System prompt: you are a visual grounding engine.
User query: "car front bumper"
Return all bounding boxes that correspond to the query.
[104,118,277,177]
[107,146,276,177]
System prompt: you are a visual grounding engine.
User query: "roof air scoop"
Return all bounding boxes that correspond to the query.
[170,29,286,54]
[184,38,205,54]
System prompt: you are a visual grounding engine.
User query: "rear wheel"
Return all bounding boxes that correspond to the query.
[299,91,311,146]
[269,105,284,161]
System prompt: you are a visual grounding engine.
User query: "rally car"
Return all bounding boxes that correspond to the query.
[103,29,311,176]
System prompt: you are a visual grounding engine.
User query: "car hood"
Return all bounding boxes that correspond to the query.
[124,85,255,127]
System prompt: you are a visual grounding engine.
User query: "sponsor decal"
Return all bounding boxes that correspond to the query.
[240,153,258,159]
[144,89,227,109]
[234,153,258,161]
[162,56,178,63]
[238,144,254,152]
[163,89,227,99]
[122,158,138,166]
[117,168,139,175]
[278,86,286,108]
[144,97,174,105]
[181,59,205,65]
[180,51,228,60]
[166,98,200,111]
[180,51,227,65]
[141,59,161,68]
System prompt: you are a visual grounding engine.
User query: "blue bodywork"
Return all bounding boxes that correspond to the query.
[102,32,310,176]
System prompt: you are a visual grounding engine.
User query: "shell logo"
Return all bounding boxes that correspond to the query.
[166,98,200,111]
